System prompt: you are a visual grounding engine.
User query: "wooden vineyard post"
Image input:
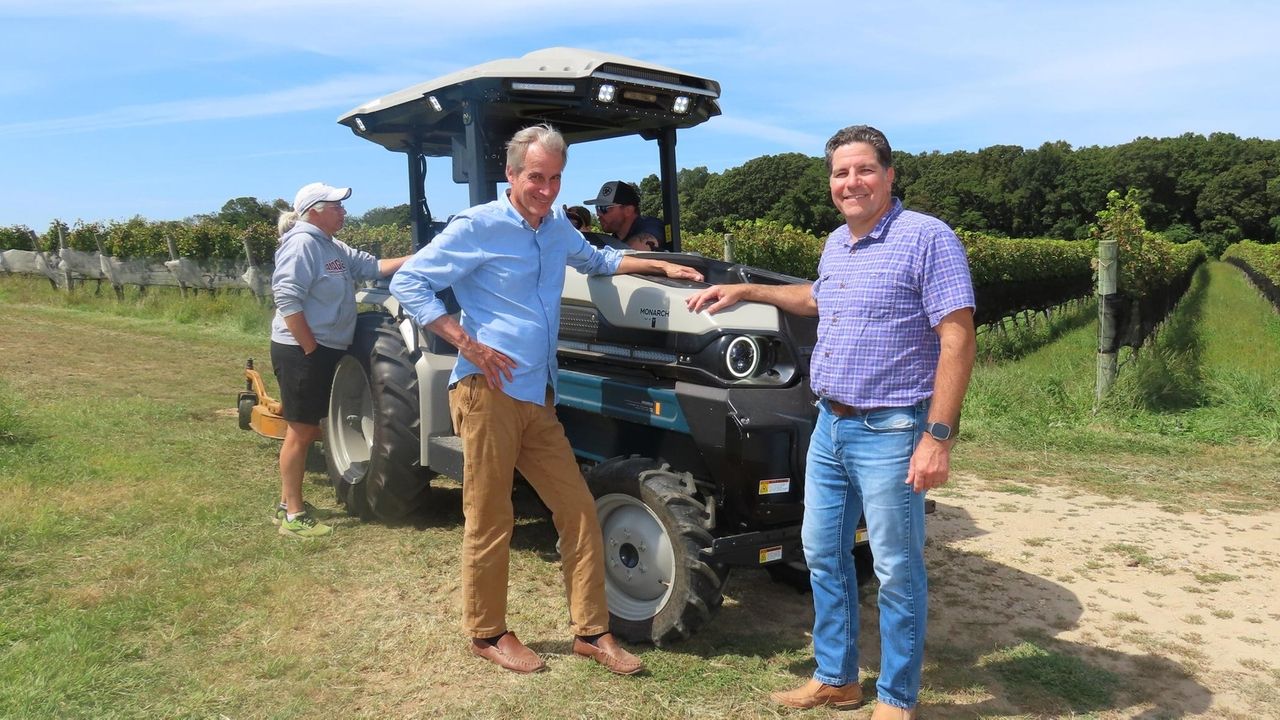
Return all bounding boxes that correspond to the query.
[1095,237,1119,408]
[56,225,74,291]
[242,237,266,304]
[27,229,57,290]
[166,235,188,298]
[94,232,124,301]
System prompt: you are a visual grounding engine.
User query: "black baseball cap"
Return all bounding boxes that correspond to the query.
[584,181,640,207]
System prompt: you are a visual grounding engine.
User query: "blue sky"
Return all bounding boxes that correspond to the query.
[3,0,1279,231]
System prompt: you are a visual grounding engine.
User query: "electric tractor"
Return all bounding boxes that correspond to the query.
[317,47,885,645]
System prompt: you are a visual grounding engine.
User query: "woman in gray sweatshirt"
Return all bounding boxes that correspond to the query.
[269,182,409,538]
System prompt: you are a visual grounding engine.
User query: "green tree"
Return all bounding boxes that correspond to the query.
[685,153,821,234]
[355,204,412,227]
[213,196,288,227]
[1196,160,1279,244]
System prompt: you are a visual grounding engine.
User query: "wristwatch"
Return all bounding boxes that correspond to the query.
[923,421,955,442]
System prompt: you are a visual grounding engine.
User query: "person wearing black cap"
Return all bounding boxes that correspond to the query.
[584,180,666,251]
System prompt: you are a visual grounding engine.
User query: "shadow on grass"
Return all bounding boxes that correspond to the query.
[860,501,1212,719]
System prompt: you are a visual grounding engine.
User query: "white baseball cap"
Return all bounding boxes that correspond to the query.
[293,182,351,215]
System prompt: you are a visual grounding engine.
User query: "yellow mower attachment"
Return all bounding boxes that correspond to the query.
[237,358,287,440]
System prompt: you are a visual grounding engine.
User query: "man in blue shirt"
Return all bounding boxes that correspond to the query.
[686,125,976,719]
[390,124,702,676]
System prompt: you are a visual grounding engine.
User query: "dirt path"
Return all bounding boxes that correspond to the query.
[924,477,1280,718]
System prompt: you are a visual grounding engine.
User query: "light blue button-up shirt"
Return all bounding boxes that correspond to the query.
[389,192,623,405]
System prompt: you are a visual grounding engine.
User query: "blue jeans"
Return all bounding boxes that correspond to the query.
[802,399,928,709]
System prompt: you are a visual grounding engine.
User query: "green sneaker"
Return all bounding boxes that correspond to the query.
[272,500,317,526]
[278,512,332,539]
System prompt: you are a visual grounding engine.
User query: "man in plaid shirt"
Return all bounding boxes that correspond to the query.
[686,125,976,719]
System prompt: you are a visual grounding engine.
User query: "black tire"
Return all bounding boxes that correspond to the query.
[585,456,728,646]
[323,312,430,520]
[237,392,257,431]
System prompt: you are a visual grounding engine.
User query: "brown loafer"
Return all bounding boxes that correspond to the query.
[469,631,546,674]
[572,633,644,675]
[770,678,863,710]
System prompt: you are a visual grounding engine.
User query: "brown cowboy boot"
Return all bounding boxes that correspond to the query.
[770,678,863,709]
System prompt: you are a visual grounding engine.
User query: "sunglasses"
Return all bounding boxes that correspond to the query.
[596,205,616,215]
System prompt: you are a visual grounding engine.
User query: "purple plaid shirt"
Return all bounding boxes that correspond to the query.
[810,198,974,408]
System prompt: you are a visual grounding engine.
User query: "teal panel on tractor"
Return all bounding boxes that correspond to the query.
[557,369,691,434]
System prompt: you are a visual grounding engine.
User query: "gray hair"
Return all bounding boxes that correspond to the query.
[506,123,567,174]
[824,125,893,172]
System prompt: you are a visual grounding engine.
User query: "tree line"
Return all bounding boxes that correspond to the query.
[348,131,1279,257]
[4,132,1277,259]
[639,132,1278,256]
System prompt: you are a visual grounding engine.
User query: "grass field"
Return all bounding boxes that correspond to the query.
[1,262,1277,719]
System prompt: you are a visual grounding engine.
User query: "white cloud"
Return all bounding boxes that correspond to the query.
[0,73,418,138]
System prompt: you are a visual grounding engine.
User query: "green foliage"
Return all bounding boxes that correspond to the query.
[353,204,412,228]
[667,131,1280,246]
[682,220,822,279]
[958,230,1094,287]
[0,216,405,264]
[209,196,289,227]
[681,153,836,236]
[342,225,412,258]
[1094,189,1207,299]
[0,225,37,251]
[1222,240,1280,286]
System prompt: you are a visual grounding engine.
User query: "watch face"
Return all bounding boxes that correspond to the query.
[928,422,952,440]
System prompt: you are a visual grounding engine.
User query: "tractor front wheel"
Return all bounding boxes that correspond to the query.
[586,456,727,646]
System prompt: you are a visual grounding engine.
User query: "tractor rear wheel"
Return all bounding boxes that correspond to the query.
[324,312,430,520]
[585,456,727,646]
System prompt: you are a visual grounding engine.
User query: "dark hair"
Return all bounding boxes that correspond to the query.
[565,205,591,229]
[824,125,893,172]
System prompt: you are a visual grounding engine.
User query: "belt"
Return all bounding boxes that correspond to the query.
[824,399,885,418]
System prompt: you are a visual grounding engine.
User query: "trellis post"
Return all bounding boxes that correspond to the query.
[166,236,188,298]
[1095,238,1119,407]
[94,233,124,301]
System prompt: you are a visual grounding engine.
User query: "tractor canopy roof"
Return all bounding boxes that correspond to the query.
[337,47,721,156]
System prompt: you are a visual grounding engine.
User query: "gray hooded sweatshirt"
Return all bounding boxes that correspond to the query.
[270,221,379,350]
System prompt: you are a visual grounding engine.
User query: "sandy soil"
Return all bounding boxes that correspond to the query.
[916,477,1280,718]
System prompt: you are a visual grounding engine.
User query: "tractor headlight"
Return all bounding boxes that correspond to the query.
[724,336,760,379]
[685,333,793,386]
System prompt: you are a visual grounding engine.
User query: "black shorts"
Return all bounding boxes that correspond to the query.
[270,341,345,425]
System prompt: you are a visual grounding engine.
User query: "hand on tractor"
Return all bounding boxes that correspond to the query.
[659,262,704,282]
[686,284,749,314]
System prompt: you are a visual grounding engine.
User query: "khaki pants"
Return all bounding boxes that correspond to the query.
[449,375,609,638]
